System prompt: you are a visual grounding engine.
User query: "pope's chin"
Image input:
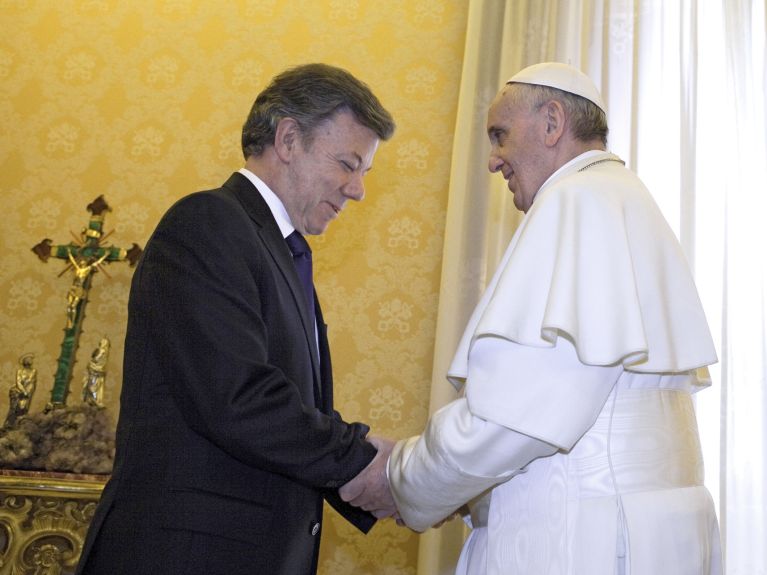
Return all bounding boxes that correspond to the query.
[511,193,527,213]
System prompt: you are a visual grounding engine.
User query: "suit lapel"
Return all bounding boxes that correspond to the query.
[315,299,333,414]
[223,173,323,401]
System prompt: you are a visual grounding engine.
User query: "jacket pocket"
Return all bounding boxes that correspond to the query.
[159,487,272,544]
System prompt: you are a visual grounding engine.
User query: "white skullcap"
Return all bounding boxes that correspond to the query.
[507,62,605,112]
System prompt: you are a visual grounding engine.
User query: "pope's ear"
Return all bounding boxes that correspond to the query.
[274,117,301,161]
[542,99,566,146]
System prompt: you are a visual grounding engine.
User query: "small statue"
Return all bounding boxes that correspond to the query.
[82,337,110,407]
[65,251,108,329]
[4,354,37,428]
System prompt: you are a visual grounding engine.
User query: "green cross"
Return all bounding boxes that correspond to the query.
[31,195,142,409]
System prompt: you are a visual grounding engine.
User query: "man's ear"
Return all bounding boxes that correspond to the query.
[542,99,566,146]
[274,117,301,162]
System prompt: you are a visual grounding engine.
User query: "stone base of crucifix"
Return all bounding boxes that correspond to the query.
[0,404,115,474]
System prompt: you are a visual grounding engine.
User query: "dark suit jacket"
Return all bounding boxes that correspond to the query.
[76,173,377,575]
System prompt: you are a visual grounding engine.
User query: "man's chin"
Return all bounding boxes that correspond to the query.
[305,221,331,236]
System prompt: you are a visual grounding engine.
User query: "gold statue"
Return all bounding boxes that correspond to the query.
[4,354,37,427]
[65,251,108,329]
[82,337,110,407]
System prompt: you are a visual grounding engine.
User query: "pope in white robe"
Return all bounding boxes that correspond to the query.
[353,63,723,574]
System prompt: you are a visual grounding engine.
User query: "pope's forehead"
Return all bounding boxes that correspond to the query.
[488,85,522,119]
[492,85,512,103]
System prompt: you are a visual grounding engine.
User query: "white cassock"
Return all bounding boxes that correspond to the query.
[388,150,723,574]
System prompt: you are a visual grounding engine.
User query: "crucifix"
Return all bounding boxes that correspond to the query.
[31,195,142,410]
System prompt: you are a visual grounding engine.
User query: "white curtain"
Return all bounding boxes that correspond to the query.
[419,1,767,573]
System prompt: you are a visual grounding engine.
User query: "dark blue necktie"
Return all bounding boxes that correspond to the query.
[285,230,315,318]
[286,230,322,406]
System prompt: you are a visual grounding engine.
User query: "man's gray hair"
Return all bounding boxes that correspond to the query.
[242,63,396,158]
[509,82,609,146]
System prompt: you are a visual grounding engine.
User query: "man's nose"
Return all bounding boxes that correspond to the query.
[345,173,366,201]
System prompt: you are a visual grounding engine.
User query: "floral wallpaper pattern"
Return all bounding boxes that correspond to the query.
[0,1,469,573]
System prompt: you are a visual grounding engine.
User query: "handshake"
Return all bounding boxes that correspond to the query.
[339,435,464,530]
[339,436,403,524]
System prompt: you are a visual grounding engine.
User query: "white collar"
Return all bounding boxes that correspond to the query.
[238,168,294,238]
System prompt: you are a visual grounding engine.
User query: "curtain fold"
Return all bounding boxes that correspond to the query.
[416,4,512,572]
[718,1,767,572]
[418,1,766,573]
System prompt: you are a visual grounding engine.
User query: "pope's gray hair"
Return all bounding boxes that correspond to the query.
[508,82,608,146]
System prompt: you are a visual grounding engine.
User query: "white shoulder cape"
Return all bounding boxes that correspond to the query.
[448,151,717,388]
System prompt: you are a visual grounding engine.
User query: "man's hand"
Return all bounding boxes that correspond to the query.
[339,436,397,519]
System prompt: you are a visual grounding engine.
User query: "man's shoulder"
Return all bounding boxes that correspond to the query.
[166,174,260,219]
[152,189,251,243]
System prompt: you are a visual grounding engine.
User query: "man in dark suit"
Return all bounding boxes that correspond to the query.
[76,63,396,575]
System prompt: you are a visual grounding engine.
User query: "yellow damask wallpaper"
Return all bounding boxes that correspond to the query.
[0,1,468,573]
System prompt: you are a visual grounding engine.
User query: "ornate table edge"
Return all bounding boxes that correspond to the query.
[0,471,108,498]
[0,470,109,574]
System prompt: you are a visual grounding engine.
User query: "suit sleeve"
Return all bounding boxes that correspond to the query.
[137,192,375,490]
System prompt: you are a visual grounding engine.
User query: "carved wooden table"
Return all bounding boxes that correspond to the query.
[0,470,107,575]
